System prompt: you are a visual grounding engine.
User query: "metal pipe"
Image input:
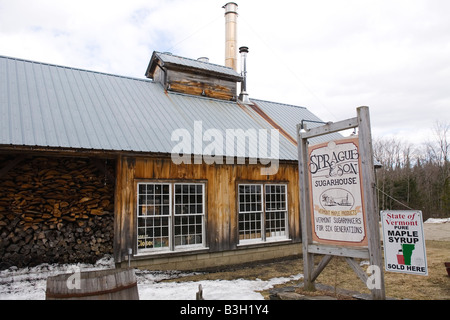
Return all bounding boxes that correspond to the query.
[238,46,250,104]
[300,119,327,130]
[223,2,238,71]
[239,46,248,92]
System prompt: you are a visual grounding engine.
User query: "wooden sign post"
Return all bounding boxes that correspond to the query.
[297,106,385,300]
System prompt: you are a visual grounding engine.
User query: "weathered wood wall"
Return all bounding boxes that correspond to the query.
[114,155,300,263]
[166,69,238,101]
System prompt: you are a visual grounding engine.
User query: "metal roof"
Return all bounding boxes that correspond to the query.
[0,55,336,161]
[251,99,342,145]
[146,51,243,81]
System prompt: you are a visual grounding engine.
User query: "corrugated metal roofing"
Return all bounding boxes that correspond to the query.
[251,99,342,145]
[0,55,335,161]
[152,51,242,80]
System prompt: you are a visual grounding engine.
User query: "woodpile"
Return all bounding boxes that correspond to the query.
[0,155,115,270]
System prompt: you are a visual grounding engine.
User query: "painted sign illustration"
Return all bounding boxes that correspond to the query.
[381,210,428,275]
[308,137,367,246]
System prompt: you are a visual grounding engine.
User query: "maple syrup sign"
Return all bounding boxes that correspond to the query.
[308,137,368,246]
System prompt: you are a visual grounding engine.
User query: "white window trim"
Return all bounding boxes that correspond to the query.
[136,182,206,255]
[137,182,172,253]
[238,184,264,243]
[264,184,289,241]
[237,183,289,245]
[173,183,206,250]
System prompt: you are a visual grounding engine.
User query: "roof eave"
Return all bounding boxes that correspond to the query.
[145,51,243,82]
[145,51,161,78]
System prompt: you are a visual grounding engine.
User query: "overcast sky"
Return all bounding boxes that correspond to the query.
[1,0,449,145]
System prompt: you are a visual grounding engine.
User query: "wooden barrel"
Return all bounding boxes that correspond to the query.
[46,268,139,300]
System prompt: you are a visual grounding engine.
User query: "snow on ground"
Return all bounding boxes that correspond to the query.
[0,255,302,300]
[424,217,450,223]
[1,218,447,300]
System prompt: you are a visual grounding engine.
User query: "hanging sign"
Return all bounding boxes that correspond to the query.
[308,137,368,246]
[381,210,428,275]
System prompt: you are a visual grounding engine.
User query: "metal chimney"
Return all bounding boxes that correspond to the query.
[238,46,250,104]
[223,2,238,71]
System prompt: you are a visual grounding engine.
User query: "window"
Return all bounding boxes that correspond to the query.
[174,184,204,247]
[238,184,263,242]
[137,182,205,253]
[264,184,288,239]
[238,183,288,244]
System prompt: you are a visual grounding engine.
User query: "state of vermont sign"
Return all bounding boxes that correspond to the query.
[381,210,428,276]
[308,137,368,246]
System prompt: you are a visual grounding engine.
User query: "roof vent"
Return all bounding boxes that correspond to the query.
[197,57,210,63]
[145,51,242,101]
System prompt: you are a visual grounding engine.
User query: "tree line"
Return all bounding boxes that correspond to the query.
[373,122,449,220]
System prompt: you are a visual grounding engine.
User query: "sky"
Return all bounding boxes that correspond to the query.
[1,0,449,146]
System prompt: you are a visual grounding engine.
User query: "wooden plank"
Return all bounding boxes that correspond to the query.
[297,124,315,290]
[166,69,237,100]
[114,156,136,263]
[345,257,369,284]
[113,156,123,263]
[311,255,333,282]
[300,117,358,139]
[357,106,386,300]
[307,244,370,259]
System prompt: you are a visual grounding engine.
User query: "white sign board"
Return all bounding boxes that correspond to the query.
[381,210,428,276]
[308,137,368,246]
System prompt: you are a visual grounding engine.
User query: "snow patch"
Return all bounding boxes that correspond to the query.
[0,255,303,300]
[425,217,450,224]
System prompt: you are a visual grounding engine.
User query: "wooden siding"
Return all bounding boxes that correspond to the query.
[114,156,136,263]
[166,69,237,101]
[114,155,301,263]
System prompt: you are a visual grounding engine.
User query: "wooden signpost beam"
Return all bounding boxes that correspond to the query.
[297,123,315,290]
[356,107,386,299]
[297,106,386,300]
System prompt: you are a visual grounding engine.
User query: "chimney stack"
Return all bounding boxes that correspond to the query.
[223,2,238,71]
[238,46,250,104]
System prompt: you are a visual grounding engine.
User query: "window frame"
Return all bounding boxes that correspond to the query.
[173,183,206,250]
[264,184,289,241]
[237,183,264,244]
[237,182,289,245]
[136,181,206,255]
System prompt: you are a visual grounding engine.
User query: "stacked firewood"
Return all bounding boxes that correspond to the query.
[0,156,115,269]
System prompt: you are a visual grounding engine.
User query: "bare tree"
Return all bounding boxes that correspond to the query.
[373,122,450,219]
[373,137,416,211]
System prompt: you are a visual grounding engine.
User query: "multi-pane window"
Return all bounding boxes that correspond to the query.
[137,183,171,250]
[264,184,288,239]
[238,183,288,244]
[174,184,204,247]
[238,184,263,241]
[137,182,205,253]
